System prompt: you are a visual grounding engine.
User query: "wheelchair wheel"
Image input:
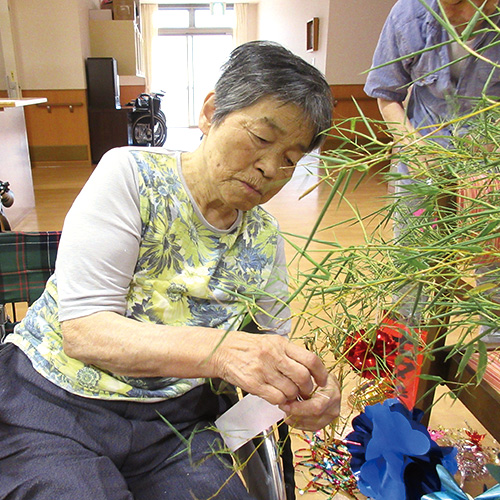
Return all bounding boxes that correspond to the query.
[132,114,167,147]
[156,109,167,124]
[0,210,11,232]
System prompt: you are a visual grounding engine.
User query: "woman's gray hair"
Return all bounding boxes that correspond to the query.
[213,40,334,152]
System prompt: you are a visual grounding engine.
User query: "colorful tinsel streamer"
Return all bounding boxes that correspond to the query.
[430,426,500,485]
[348,377,395,412]
[294,431,360,498]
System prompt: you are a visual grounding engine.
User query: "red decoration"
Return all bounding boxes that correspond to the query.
[464,429,486,447]
[344,326,399,379]
[384,316,428,410]
[344,315,428,410]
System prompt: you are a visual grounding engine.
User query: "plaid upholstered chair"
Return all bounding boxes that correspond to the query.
[0,231,61,340]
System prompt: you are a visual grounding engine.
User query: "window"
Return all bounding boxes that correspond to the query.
[155,9,190,29]
[152,4,234,127]
[195,6,234,28]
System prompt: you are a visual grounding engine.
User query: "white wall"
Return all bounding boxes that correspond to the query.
[325,0,395,84]
[78,0,101,67]
[9,0,99,90]
[0,0,19,93]
[257,0,395,85]
[257,0,331,75]
[4,0,395,91]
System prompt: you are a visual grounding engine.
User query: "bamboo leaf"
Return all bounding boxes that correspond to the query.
[475,341,488,384]
[419,374,445,383]
[456,345,474,376]
[461,8,483,42]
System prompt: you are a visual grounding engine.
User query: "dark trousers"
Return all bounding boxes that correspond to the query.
[0,343,255,500]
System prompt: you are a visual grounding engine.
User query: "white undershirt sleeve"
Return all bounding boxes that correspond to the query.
[56,147,143,321]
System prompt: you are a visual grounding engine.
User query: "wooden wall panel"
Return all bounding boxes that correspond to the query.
[323,84,389,152]
[120,84,146,107]
[22,89,91,165]
[332,84,382,122]
[21,86,147,165]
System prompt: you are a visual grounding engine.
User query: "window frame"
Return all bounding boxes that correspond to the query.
[156,4,234,36]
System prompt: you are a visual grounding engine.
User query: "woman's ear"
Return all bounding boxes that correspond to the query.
[199,91,216,135]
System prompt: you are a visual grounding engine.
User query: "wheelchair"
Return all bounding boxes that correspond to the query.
[0,180,14,232]
[129,92,168,147]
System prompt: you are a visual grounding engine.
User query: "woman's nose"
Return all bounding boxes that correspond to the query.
[255,155,281,178]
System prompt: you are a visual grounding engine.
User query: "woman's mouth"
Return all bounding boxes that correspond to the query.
[240,180,262,195]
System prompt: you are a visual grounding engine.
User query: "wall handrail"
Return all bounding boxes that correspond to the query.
[36,102,84,113]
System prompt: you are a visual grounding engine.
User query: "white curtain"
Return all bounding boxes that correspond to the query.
[140,3,158,93]
[234,3,249,47]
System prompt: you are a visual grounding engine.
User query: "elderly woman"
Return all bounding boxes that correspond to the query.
[0,41,340,499]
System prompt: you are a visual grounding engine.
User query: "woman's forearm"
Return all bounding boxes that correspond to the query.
[61,311,224,379]
[378,98,421,146]
[61,310,331,409]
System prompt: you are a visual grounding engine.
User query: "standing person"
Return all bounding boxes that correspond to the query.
[365,0,500,345]
[0,41,341,499]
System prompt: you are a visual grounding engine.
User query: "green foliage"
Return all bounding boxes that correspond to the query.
[282,5,500,414]
[288,98,500,405]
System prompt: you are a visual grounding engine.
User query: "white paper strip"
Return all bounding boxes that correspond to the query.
[215,393,286,452]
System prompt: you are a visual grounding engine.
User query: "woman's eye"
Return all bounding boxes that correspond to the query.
[251,132,270,144]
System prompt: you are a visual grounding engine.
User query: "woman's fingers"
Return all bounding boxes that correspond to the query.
[215,332,329,407]
[255,368,302,404]
[283,341,329,389]
[279,373,341,431]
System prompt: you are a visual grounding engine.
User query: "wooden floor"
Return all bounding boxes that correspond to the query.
[9,147,498,498]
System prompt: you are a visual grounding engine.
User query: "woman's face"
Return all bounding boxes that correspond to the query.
[440,0,499,33]
[198,95,315,212]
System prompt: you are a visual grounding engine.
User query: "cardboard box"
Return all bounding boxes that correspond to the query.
[113,0,138,21]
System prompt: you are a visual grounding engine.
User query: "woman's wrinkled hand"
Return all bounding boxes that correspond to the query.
[212,331,341,431]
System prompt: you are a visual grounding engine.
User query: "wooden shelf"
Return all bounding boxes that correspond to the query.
[0,98,47,111]
[444,350,500,441]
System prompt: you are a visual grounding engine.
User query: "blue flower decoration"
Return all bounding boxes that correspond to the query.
[346,398,458,500]
[421,465,500,500]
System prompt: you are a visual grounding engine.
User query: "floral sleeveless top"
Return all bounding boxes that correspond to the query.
[8,150,285,400]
